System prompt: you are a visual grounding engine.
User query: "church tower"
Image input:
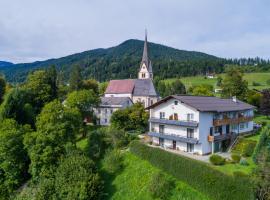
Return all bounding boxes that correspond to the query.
[138,31,153,79]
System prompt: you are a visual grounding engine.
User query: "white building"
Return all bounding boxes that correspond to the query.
[94,97,133,126]
[147,95,255,155]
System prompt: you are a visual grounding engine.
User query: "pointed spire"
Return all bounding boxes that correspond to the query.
[142,29,149,64]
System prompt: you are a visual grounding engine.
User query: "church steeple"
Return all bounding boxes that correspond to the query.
[138,30,153,79]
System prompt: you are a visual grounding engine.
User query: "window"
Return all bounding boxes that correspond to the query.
[187,113,194,121]
[210,127,213,136]
[98,109,101,114]
[187,143,194,152]
[173,113,178,120]
[104,119,107,123]
[174,101,178,105]
[240,123,245,130]
[105,109,107,114]
[187,128,194,138]
[110,109,113,114]
[150,100,154,105]
[159,125,165,134]
[160,112,165,119]
[245,122,249,129]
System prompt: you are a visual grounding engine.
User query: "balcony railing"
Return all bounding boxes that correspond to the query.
[148,132,199,144]
[149,118,198,127]
[208,132,234,142]
[213,116,253,126]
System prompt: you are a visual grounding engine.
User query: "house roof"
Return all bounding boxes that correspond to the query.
[100,97,132,107]
[105,79,135,94]
[133,79,157,96]
[147,95,255,112]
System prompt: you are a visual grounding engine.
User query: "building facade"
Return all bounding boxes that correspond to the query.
[147,95,254,155]
[94,97,133,126]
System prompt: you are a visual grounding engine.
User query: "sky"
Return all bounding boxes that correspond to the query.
[1,0,270,63]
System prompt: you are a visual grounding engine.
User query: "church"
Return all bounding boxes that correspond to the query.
[94,32,159,125]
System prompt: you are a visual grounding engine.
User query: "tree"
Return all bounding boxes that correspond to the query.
[0,76,6,103]
[99,82,108,96]
[221,68,248,100]
[46,65,58,99]
[111,103,149,132]
[170,79,186,95]
[189,84,214,96]
[65,89,100,119]
[23,70,54,109]
[82,79,99,94]
[216,76,222,87]
[260,89,270,116]
[54,152,103,200]
[69,65,83,91]
[247,90,262,108]
[24,100,82,179]
[0,119,30,198]
[0,88,35,126]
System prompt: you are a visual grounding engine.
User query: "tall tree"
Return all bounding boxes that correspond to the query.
[221,68,248,100]
[260,89,270,116]
[82,79,99,94]
[46,65,58,99]
[69,65,83,91]
[0,88,35,126]
[0,119,31,198]
[0,76,6,104]
[23,100,82,179]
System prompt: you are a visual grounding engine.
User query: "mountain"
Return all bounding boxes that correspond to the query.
[0,61,13,67]
[0,39,226,83]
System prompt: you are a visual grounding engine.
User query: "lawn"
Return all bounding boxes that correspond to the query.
[164,72,270,90]
[102,152,209,200]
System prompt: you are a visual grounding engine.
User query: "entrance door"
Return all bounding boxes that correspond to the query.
[159,138,164,147]
[187,128,194,138]
[187,143,194,152]
[173,141,176,150]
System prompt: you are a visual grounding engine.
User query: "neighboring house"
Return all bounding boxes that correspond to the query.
[94,97,133,126]
[147,95,255,155]
[104,31,159,108]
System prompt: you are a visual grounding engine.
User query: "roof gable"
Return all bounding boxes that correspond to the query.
[105,79,135,94]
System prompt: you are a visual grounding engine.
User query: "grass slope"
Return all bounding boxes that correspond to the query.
[165,72,270,91]
[102,152,209,200]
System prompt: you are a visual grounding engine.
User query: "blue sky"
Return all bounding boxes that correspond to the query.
[0,0,270,63]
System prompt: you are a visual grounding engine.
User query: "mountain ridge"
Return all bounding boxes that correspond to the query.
[0,39,224,83]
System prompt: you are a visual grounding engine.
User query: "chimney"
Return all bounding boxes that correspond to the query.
[232,96,237,102]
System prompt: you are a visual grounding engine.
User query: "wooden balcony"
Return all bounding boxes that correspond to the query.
[213,116,253,126]
[208,133,233,142]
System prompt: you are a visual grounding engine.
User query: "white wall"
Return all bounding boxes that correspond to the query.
[133,96,158,108]
[199,112,213,154]
[104,93,132,98]
[138,63,152,79]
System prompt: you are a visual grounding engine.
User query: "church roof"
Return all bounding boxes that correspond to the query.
[105,79,135,94]
[105,79,157,97]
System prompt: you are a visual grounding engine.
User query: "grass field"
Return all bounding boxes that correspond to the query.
[102,152,209,200]
[165,72,270,91]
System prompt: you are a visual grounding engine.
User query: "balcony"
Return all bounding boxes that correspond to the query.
[149,118,198,127]
[148,132,199,144]
[213,116,253,126]
[208,133,233,142]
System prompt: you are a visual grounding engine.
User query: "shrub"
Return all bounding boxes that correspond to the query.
[148,172,174,200]
[130,141,253,200]
[231,154,241,163]
[266,79,270,85]
[242,141,257,157]
[209,154,226,165]
[253,126,270,163]
[233,171,247,178]
[252,81,261,86]
[239,158,249,166]
[102,149,123,174]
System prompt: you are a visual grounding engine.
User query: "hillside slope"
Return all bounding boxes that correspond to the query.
[0,61,13,67]
[0,39,224,83]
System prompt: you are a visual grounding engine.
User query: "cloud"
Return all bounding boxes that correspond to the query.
[0,0,269,63]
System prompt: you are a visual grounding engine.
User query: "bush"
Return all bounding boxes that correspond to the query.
[130,141,253,200]
[231,154,241,163]
[209,154,226,165]
[266,79,270,85]
[102,149,123,174]
[253,126,270,163]
[242,141,257,157]
[252,81,261,86]
[148,172,174,200]
[239,158,249,166]
[233,171,247,178]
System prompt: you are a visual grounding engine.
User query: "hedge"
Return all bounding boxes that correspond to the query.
[252,126,270,163]
[129,141,254,200]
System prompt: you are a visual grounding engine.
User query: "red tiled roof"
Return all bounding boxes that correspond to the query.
[105,79,135,94]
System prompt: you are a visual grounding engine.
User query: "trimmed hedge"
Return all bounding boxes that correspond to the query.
[252,126,270,163]
[130,141,254,200]
[209,154,226,165]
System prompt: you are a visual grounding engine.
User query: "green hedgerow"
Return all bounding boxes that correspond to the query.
[209,154,226,165]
